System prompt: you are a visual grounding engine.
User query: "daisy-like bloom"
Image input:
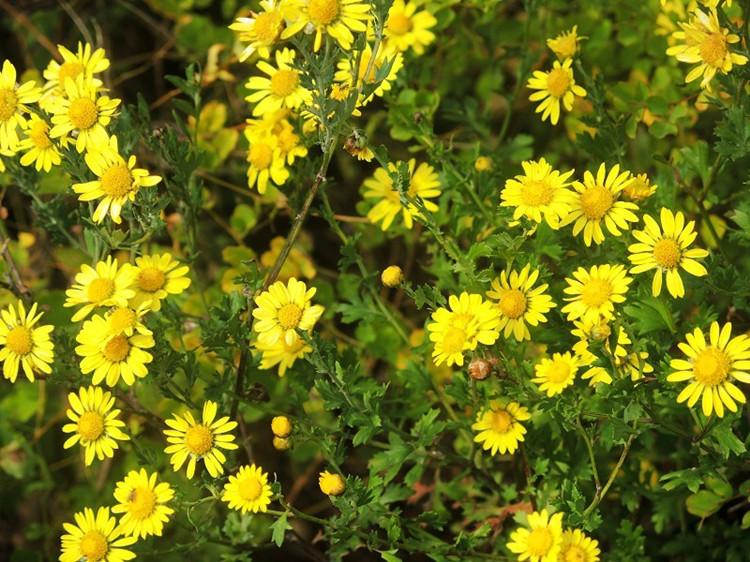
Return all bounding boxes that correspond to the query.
[628,208,709,298]
[104,304,152,338]
[527,58,586,125]
[48,76,120,153]
[282,0,371,52]
[254,336,312,376]
[0,60,42,151]
[75,314,155,386]
[562,264,632,323]
[319,470,346,496]
[486,265,556,341]
[532,352,579,397]
[17,114,62,172]
[273,118,308,165]
[252,278,325,346]
[0,300,54,383]
[562,163,639,246]
[383,0,437,55]
[666,8,747,89]
[334,44,404,105]
[42,42,109,96]
[64,256,137,322]
[221,464,274,514]
[622,173,657,202]
[547,26,583,60]
[164,400,239,479]
[59,507,136,562]
[112,469,175,539]
[427,293,501,367]
[558,529,601,562]
[506,509,564,562]
[245,48,312,117]
[667,321,750,417]
[244,129,290,193]
[363,159,441,230]
[129,253,192,311]
[472,401,531,456]
[62,386,129,465]
[229,0,285,60]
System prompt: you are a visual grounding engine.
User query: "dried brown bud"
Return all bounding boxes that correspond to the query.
[468,358,492,381]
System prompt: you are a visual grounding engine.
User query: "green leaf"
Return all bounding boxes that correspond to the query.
[270,511,292,547]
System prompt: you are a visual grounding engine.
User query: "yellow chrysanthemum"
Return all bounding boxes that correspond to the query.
[64,256,137,322]
[222,464,274,513]
[334,44,404,106]
[0,60,42,151]
[667,322,750,417]
[383,0,437,55]
[229,0,285,60]
[628,207,709,298]
[130,253,192,311]
[547,26,583,60]
[282,0,371,52]
[245,48,312,116]
[0,300,54,383]
[562,264,632,323]
[472,401,531,456]
[42,42,109,97]
[622,172,657,201]
[60,507,136,562]
[486,264,556,341]
[112,469,174,539]
[62,386,129,465]
[17,114,62,172]
[558,529,601,562]
[164,400,239,479]
[507,509,564,562]
[427,293,501,367]
[244,130,290,193]
[104,304,152,338]
[533,352,579,397]
[252,277,325,346]
[527,58,586,125]
[363,159,441,230]
[254,336,312,376]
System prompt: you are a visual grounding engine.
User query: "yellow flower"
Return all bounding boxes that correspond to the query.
[282,0,371,52]
[222,464,274,513]
[62,386,129,465]
[363,159,441,230]
[381,265,403,287]
[527,58,586,125]
[254,336,312,376]
[17,114,62,172]
[271,415,292,437]
[558,529,601,562]
[474,156,493,172]
[0,300,54,383]
[507,509,564,562]
[259,235,317,281]
[628,208,709,298]
[622,172,657,201]
[563,163,640,246]
[562,264,632,323]
[273,436,291,450]
[0,60,42,151]
[245,48,311,116]
[130,253,192,311]
[383,0,437,55]
[667,321,750,417]
[164,401,238,479]
[244,130,290,193]
[64,256,137,321]
[252,277,325,346]
[533,352,579,397]
[472,401,531,455]
[42,42,109,97]
[547,26,583,60]
[666,8,747,89]
[112,469,174,539]
[103,304,152,338]
[229,0,285,60]
[59,507,136,562]
[334,44,404,106]
[427,293,501,367]
[486,264,556,341]
[319,470,346,496]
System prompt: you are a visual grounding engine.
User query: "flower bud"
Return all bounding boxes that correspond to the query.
[273,437,290,450]
[271,415,292,438]
[474,156,492,172]
[318,470,346,496]
[381,265,403,288]
[468,358,492,381]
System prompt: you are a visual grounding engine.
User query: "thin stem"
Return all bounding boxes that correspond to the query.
[583,432,636,517]
[576,415,601,493]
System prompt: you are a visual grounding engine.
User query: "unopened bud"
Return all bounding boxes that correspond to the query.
[468,358,492,381]
[381,265,403,288]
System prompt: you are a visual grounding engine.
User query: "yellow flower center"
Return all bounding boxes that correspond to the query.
[527,527,554,557]
[127,486,157,520]
[5,326,33,355]
[546,68,570,98]
[79,530,108,562]
[238,476,263,501]
[499,289,527,319]
[77,411,105,441]
[87,278,115,303]
[563,544,587,562]
[270,69,299,98]
[308,0,339,25]
[700,32,728,67]
[249,142,273,170]
[277,303,303,329]
[442,326,467,355]
[185,424,213,455]
[693,346,730,386]
[522,180,555,207]
[254,11,282,43]
[0,88,18,122]
[108,307,137,332]
[547,358,572,383]
[100,165,133,198]
[138,267,166,292]
[653,238,681,269]
[580,185,613,220]
[28,120,52,149]
[68,97,99,130]
[387,12,412,36]
[103,335,130,362]
[277,128,298,153]
[489,410,512,433]
[580,279,612,308]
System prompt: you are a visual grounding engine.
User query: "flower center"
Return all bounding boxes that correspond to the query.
[138,267,166,292]
[249,142,273,170]
[28,120,52,148]
[0,88,18,122]
[563,544,587,562]
[87,278,115,303]
[693,346,730,386]
[5,326,33,355]
[489,410,512,433]
[77,411,105,441]
[547,358,572,383]
[277,303,303,329]
[700,33,727,67]
[108,307,137,332]
[79,530,108,562]
[527,527,554,557]
[589,319,611,341]
[277,128,298,152]
[270,69,300,97]
[580,185,613,220]
[68,97,99,130]
[387,12,412,35]
[522,179,554,207]
[653,238,681,269]
[580,279,612,308]
[103,335,130,362]
[308,0,339,25]
[546,68,570,98]
[127,486,157,520]
[185,424,213,455]
[442,326,467,355]
[58,61,84,84]
[499,289,527,319]
[254,11,283,43]
[100,165,133,198]
[238,477,263,501]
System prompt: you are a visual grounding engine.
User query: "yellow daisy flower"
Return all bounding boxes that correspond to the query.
[527,58,586,125]
[254,336,312,376]
[229,0,285,60]
[64,256,137,322]
[60,507,136,562]
[562,264,632,323]
[164,400,239,479]
[547,26,584,60]
[282,0,371,52]
[622,172,657,202]
[62,386,129,465]
[75,314,155,386]
[383,0,437,55]
[563,163,639,246]
[558,529,601,562]
[221,464,274,514]
[486,264,556,341]
[362,159,441,230]
[319,470,346,496]
[130,253,192,311]
[252,277,324,346]
[0,300,54,383]
[245,48,312,117]
[507,509,564,562]
[42,42,109,96]
[628,208,709,298]
[112,469,175,539]
[104,304,152,337]
[667,321,750,417]
[334,44,404,106]
[17,114,62,172]
[617,348,654,382]
[244,129,290,193]
[533,352,579,397]
[427,293,501,367]
[500,158,575,229]
[472,401,531,456]
[0,60,42,151]
[273,117,308,164]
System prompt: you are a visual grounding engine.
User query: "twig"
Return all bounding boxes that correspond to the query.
[582,432,636,516]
